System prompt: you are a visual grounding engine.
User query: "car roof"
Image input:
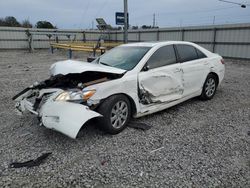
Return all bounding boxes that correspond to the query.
[121,41,196,48]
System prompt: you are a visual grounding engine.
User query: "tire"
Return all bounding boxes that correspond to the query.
[97,94,131,134]
[200,73,218,100]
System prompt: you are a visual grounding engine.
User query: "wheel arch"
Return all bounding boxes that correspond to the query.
[208,72,219,85]
[98,93,137,117]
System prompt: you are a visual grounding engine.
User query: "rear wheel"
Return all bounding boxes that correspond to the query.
[200,74,218,100]
[97,95,131,134]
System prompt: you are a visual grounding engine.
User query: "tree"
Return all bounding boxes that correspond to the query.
[4,16,20,27]
[0,18,5,26]
[22,19,33,28]
[141,25,152,29]
[0,16,20,27]
[35,21,56,29]
[132,26,139,30]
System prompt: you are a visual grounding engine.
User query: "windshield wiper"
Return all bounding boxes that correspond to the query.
[100,62,112,67]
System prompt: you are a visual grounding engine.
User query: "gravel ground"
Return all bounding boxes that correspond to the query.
[0,50,249,188]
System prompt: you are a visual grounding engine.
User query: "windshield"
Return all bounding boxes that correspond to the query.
[94,46,151,71]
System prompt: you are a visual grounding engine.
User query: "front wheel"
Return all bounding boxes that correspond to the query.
[200,74,218,100]
[97,95,131,134]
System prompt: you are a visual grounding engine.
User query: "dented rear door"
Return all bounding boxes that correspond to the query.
[138,45,184,104]
[175,44,210,97]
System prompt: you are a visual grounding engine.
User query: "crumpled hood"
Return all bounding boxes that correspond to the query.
[50,60,126,76]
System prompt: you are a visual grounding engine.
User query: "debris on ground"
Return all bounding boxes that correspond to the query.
[100,160,108,166]
[128,121,152,131]
[150,147,164,153]
[9,152,52,168]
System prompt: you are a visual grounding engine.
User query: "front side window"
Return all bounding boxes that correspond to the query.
[175,44,199,62]
[146,45,177,69]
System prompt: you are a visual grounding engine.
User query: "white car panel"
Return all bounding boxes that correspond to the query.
[50,59,126,76]
[138,63,183,103]
[40,101,102,139]
[181,58,210,96]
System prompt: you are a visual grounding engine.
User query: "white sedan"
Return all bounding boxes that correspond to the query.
[13,41,225,139]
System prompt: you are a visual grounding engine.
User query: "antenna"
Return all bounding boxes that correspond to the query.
[153,13,156,28]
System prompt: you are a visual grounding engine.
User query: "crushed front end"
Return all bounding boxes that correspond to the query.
[13,60,125,139]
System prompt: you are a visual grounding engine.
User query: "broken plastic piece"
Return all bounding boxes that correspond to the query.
[9,152,52,168]
[150,147,164,153]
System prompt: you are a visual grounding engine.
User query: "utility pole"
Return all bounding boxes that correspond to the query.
[153,13,156,28]
[124,0,128,43]
[213,16,216,25]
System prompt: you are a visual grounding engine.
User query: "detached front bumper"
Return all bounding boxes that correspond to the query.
[14,88,102,139]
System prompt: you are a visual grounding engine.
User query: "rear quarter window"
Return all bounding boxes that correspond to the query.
[175,44,198,62]
[196,48,207,59]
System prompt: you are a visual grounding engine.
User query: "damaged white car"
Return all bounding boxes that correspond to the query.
[13,41,225,139]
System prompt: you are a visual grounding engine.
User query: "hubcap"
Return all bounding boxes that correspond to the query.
[205,78,216,97]
[110,101,128,129]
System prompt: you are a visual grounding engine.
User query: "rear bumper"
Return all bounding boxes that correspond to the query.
[14,89,102,139]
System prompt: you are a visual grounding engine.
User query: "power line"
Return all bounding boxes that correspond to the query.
[94,0,110,18]
[80,0,91,28]
[218,0,248,8]
[132,6,237,21]
[162,14,250,27]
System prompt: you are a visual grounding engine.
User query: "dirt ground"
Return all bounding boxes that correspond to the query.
[0,49,249,187]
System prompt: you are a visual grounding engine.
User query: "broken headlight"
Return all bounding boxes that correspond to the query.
[55,90,96,102]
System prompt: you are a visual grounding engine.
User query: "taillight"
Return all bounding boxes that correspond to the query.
[220,59,225,64]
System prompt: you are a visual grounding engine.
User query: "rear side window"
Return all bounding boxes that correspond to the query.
[147,45,177,69]
[175,44,198,62]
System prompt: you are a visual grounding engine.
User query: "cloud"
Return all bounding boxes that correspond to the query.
[0,0,249,28]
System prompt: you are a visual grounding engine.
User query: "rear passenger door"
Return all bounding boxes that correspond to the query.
[138,45,184,104]
[175,44,209,97]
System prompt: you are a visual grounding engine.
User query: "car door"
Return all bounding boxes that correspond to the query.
[175,44,209,97]
[138,45,184,105]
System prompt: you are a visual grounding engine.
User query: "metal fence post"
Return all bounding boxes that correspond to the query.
[68,49,72,59]
[157,30,160,41]
[181,29,185,41]
[138,31,141,42]
[83,31,86,42]
[212,28,217,53]
[108,31,111,42]
[50,46,54,54]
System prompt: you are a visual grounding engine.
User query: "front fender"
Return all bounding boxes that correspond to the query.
[40,101,102,139]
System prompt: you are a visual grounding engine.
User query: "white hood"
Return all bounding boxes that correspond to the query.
[50,60,126,76]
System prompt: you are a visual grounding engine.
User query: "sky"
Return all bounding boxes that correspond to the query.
[0,0,249,29]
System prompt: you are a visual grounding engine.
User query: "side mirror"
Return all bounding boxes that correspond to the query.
[142,64,150,72]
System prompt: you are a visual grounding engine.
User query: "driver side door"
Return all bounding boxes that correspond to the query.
[138,45,184,105]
